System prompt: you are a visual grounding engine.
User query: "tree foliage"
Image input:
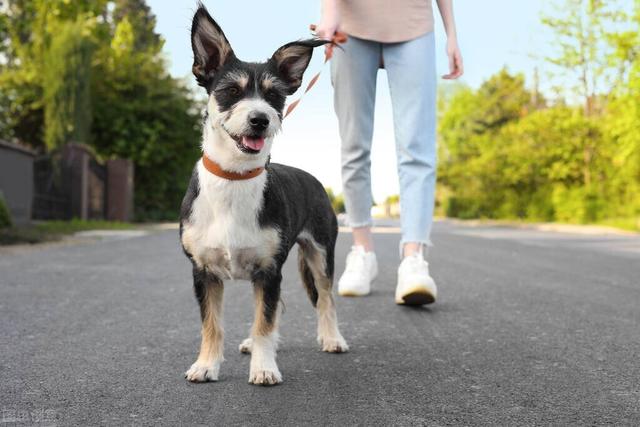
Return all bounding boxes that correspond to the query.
[438,1,639,229]
[325,187,345,214]
[541,0,623,113]
[43,17,93,149]
[0,0,202,219]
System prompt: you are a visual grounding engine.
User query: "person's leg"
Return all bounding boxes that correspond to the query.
[332,36,380,297]
[351,227,374,251]
[331,36,380,251]
[382,32,438,258]
[382,32,438,305]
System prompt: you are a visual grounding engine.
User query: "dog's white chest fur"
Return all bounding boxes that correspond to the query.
[181,162,279,280]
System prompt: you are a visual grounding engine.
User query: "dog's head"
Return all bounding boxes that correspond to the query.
[191,4,327,171]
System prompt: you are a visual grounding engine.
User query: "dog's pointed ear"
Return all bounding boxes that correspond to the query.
[191,4,234,87]
[271,39,329,95]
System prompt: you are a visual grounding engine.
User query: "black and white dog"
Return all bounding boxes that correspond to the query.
[179,4,348,386]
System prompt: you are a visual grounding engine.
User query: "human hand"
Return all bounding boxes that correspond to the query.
[315,0,340,41]
[442,38,463,79]
[315,19,340,41]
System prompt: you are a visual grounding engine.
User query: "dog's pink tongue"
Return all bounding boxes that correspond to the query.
[242,136,265,151]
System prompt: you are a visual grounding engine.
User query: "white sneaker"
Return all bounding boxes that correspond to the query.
[395,253,437,305]
[338,246,378,297]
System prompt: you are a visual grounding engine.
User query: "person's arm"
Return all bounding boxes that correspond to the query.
[315,0,340,40]
[436,0,464,79]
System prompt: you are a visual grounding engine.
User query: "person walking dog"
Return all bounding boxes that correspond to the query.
[316,0,463,305]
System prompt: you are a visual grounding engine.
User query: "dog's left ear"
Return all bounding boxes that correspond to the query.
[191,4,234,87]
[271,39,329,95]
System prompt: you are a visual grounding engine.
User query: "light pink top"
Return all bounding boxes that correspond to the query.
[339,0,434,43]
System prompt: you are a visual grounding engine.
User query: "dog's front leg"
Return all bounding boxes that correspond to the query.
[185,267,224,382]
[247,271,282,385]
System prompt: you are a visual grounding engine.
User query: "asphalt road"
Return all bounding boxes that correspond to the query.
[1,221,639,426]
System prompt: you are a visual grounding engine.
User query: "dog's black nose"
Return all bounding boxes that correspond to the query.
[249,112,269,131]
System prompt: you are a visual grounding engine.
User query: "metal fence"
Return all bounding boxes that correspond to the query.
[32,154,69,220]
[31,143,133,222]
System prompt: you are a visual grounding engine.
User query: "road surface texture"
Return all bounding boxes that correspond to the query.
[1,221,639,425]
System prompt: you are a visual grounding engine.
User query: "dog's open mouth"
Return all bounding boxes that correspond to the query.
[220,123,265,154]
[239,136,265,153]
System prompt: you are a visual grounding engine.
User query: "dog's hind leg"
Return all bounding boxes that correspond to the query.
[247,271,283,385]
[298,246,319,307]
[185,267,224,382]
[298,235,348,353]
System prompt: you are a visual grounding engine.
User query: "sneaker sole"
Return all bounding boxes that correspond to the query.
[338,289,370,297]
[396,286,435,306]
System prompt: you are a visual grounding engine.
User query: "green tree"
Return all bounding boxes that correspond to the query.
[602,0,640,222]
[541,0,629,114]
[43,17,93,149]
[0,0,107,148]
[496,107,605,222]
[438,69,535,218]
[0,0,202,220]
[91,14,201,219]
[112,0,162,52]
[434,0,639,229]
[0,0,44,147]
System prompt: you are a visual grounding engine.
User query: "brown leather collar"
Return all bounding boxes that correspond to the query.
[202,155,264,181]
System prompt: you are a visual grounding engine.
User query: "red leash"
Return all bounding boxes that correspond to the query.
[283,25,348,119]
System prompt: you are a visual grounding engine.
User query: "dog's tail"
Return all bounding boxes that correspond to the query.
[297,247,319,307]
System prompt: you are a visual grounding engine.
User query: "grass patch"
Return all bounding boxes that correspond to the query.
[35,219,134,235]
[441,216,640,234]
[0,219,135,246]
[595,217,640,233]
[0,227,55,245]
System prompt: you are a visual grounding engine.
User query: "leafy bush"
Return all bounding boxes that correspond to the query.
[0,194,13,229]
[325,188,345,214]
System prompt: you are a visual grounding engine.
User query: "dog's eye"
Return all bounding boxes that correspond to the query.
[227,86,240,96]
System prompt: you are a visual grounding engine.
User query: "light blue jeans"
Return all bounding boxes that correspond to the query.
[331,32,437,249]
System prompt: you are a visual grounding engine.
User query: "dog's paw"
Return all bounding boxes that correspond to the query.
[249,368,283,386]
[185,362,220,382]
[239,338,252,354]
[318,335,349,353]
